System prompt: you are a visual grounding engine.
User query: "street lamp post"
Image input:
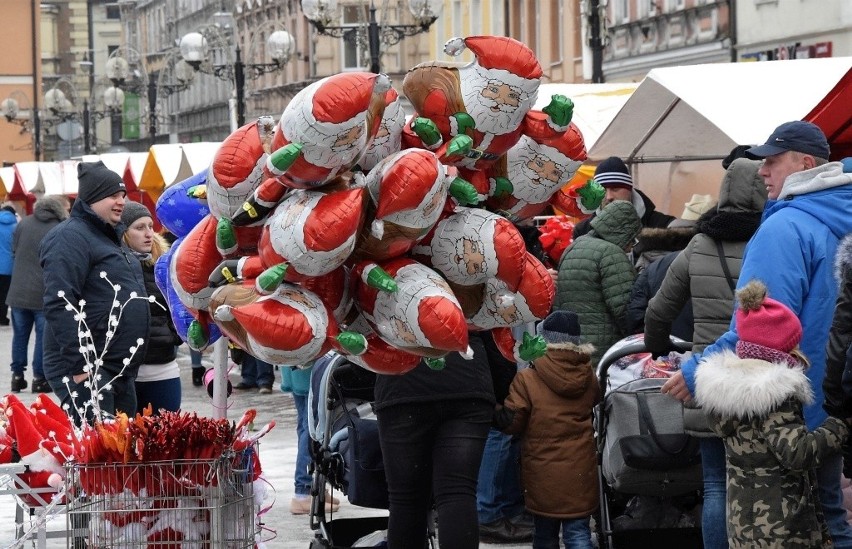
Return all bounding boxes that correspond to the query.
[301,0,442,74]
[179,20,295,130]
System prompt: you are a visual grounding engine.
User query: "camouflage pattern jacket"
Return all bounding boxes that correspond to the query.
[694,349,848,548]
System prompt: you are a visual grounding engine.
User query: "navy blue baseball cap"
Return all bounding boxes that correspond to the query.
[747,120,830,160]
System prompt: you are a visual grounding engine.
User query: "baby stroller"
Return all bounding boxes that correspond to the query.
[595,334,704,548]
[308,352,389,548]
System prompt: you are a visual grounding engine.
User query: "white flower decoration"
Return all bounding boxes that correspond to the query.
[57,290,66,298]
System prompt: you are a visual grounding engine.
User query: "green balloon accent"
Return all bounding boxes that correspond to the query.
[578,179,606,211]
[412,117,441,146]
[425,357,446,370]
[365,265,398,293]
[187,320,207,351]
[492,177,513,198]
[453,112,475,135]
[446,134,473,158]
[518,332,548,362]
[257,263,288,293]
[542,94,574,127]
[269,143,303,172]
[216,217,237,252]
[185,185,203,198]
[337,332,368,355]
[449,177,479,206]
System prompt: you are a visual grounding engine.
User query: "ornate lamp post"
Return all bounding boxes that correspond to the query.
[179,14,295,129]
[301,0,442,74]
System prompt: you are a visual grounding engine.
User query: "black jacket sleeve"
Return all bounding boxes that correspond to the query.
[823,262,852,418]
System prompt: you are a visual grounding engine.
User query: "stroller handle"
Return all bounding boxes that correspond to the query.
[596,337,693,392]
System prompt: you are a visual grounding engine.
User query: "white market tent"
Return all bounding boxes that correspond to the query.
[587,57,852,216]
[139,142,219,202]
[534,82,639,150]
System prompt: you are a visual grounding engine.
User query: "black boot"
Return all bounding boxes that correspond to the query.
[192,367,204,387]
[11,374,27,393]
[31,378,53,393]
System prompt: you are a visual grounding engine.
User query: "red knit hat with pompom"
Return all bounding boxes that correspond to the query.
[735,279,802,366]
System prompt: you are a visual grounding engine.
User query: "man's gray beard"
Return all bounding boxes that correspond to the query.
[507,160,563,204]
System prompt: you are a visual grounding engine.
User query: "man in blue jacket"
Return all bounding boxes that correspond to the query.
[662,121,852,548]
[40,161,150,424]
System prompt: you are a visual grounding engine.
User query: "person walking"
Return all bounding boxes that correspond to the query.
[642,157,767,549]
[695,280,847,548]
[235,353,275,394]
[662,120,852,546]
[120,201,182,415]
[6,195,69,393]
[374,333,494,549]
[495,311,600,549]
[0,204,18,326]
[555,200,641,365]
[40,161,150,424]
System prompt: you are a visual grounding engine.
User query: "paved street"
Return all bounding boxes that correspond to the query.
[0,323,527,548]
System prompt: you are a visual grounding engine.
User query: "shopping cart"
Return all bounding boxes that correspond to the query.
[64,449,257,548]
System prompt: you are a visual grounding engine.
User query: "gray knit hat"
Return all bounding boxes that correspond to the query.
[536,310,582,346]
[121,201,152,228]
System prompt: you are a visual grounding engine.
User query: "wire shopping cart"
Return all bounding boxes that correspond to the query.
[64,449,257,548]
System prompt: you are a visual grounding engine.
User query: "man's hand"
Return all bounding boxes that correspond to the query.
[661,370,692,403]
[72,373,90,384]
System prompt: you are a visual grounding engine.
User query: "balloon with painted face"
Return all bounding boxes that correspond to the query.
[351,258,469,357]
[411,206,527,291]
[206,116,276,222]
[486,118,587,222]
[359,87,406,172]
[258,187,367,279]
[209,282,365,366]
[354,148,454,261]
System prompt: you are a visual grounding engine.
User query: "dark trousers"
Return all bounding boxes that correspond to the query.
[135,377,182,415]
[49,372,137,426]
[0,274,9,322]
[376,399,492,549]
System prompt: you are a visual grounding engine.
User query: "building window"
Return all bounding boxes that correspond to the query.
[614,0,629,23]
[471,0,482,35]
[549,0,563,64]
[342,5,365,70]
[106,5,121,19]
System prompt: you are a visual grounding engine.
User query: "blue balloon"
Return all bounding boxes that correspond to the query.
[155,238,221,349]
[156,171,210,238]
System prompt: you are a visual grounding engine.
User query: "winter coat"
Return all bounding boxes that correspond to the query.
[0,209,17,275]
[644,159,766,356]
[632,224,696,273]
[374,332,495,411]
[626,250,693,341]
[40,199,150,380]
[823,233,852,418]
[555,200,640,364]
[572,187,674,240]
[695,350,847,548]
[6,197,67,310]
[680,161,852,429]
[497,342,600,518]
[137,237,180,365]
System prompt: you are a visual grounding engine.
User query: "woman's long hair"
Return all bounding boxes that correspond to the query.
[123,230,170,267]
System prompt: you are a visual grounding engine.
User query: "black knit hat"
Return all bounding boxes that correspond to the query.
[593,156,633,189]
[77,161,126,205]
[536,310,582,346]
[121,201,152,228]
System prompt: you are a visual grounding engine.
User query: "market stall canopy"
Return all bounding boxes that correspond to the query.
[588,57,852,164]
[139,142,220,201]
[124,152,149,189]
[534,82,638,150]
[0,167,14,200]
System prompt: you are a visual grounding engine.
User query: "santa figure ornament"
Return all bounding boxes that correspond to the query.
[359,87,407,172]
[402,35,542,198]
[241,72,389,222]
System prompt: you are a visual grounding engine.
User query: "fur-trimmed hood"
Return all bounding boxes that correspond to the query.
[695,209,762,242]
[835,232,852,285]
[694,349,813,419]
[531,342,596,398]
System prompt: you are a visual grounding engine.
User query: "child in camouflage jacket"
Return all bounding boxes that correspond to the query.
[694,279,848,549]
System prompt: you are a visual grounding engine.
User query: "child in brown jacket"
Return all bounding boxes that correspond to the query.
[495,310,601,549]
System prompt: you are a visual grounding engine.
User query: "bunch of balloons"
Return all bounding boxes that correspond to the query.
[155,35,601,374]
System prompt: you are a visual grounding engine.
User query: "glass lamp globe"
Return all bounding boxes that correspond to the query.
[301,0,339,26]
[408,0,444,21]
[103,86,125,110]
[44,88,68,112]
[1,98,20,120]
[180,32,209,65]
[266,30,295,63]
[106,56,130,83]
